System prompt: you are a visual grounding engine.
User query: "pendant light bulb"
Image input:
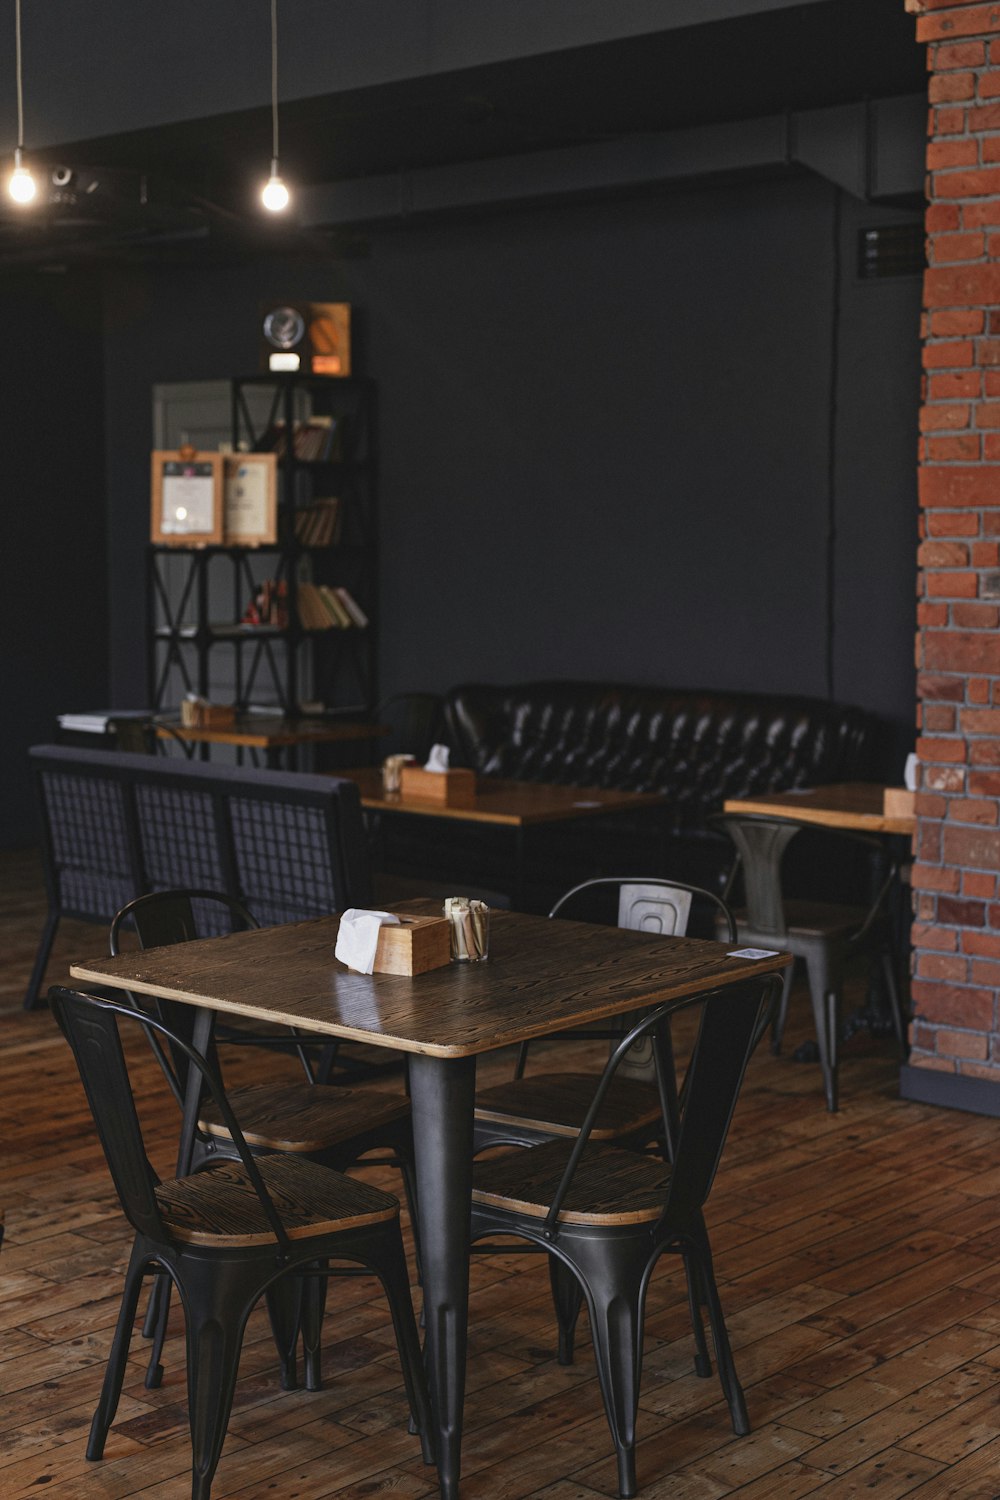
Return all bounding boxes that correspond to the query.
[8,148,36,204]
[261,160,290,212]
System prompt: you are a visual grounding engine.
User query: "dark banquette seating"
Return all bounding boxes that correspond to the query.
[25,745,372,1009]
[441,681,885,903]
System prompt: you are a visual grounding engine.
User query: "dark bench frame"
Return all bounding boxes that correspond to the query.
[26,745,372,1010]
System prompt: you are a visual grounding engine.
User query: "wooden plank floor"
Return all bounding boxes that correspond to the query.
[3,847,1000,1498]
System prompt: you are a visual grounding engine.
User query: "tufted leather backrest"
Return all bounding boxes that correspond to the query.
[443,682,881,834]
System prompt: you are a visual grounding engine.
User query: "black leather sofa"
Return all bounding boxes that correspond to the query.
[436,681,886,905]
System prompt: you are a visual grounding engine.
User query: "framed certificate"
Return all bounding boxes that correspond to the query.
[223,452,278,545]
[151,449,224,545]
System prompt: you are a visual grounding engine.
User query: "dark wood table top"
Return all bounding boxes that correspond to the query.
[70,902,788,1059]
[157,716,386,749]
[339,768,665,827]
[723,782,915,836]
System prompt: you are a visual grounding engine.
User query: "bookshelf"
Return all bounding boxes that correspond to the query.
[148,374,378,720]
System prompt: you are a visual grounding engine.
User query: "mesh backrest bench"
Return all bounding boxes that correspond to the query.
[25,744,371,1009]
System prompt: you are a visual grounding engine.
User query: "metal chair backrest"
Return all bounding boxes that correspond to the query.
[549,876,737,943]
[49,987,290,1254]
[715,815,799,938]
[542,978,774,1240]
[110,889,259,955]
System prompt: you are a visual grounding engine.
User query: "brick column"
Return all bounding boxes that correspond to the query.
[906,0,1000,1109]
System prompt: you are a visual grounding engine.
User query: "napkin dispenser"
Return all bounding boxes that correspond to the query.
[372,915,452,975]
[399,765,477,806]
[883,787,916,820]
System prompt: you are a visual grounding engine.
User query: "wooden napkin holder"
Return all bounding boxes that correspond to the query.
[180,700,236,730]
[373,915,452,976]
[883,787,915,820]
[399,765,477,806]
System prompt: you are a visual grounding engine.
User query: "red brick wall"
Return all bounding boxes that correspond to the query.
[912,0,1000,1082]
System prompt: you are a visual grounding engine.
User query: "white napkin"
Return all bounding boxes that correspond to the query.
[423,743,450,772]
[335,908,400,974]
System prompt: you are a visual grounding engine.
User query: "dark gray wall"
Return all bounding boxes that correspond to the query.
[101,172,919,767]
[1,271,107,846]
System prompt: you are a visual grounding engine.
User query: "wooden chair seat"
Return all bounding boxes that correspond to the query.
[474,1074,662,1141]
[156,1152,399,1247]
[198,1081,411,1153]
[472,1137,669,1226]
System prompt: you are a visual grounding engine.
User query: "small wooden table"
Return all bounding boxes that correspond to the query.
[70,906,787,1500]
[157,716,386,769]
[341,769,667,907]
[723,782,915,837]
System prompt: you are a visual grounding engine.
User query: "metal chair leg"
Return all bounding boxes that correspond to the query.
[688,1226,749,1437]
[265,1273,302,1391]
[561,1238,650,1500]
[183,1264,261,1500]
[682,1250,712,1378]
[364,1230,436,1468]
[24,910,59,1011]
[770,961,796,1056]
[87,1241,149,1459]
[548,1256,584,1366]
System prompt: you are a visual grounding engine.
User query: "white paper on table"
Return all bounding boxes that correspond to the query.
[335,909,401,973]
[423,744,450,772]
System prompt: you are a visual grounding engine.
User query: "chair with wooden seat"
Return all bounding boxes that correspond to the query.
[49,987,432,1500]
[473,877,738,1156]
[110,888,417,1390]
[470,976,775,1499]
[716,813,906,1112]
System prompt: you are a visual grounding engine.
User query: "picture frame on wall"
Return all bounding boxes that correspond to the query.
[151,447,224,545]
[223,452,278,545]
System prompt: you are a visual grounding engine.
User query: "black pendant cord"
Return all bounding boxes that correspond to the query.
[15,0,25,151]
[825,187,843,702]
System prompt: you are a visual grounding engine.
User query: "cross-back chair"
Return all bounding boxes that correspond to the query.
[109,888,417,1390]
[49,987,432,1500]
[470,975,777,1499]
[716,814,906,1111]
[473,877,738,1155]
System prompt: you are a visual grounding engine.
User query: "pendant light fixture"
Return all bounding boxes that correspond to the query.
[261,0,290,211]
[8,0,36,204]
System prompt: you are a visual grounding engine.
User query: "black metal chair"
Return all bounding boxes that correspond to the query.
[470,977,775,1499]
[109,889,418,1390]
[49,987,432,1500]
[473,878,738,1155]
[716,814,907,1112]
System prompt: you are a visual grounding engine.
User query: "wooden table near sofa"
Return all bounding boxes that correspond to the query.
[157,715,386,769]
[722,782,915,837]
[70,902,787,1500]
[339,767,667,907]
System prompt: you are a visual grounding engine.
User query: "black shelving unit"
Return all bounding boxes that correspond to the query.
[148,374,378,719]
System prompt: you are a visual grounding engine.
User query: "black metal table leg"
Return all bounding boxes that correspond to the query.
[407,1052,476,1500]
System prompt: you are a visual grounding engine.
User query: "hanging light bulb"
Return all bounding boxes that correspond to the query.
[261,0,291,212]
[8,1,36,206]
[8,148,35,204]
[261,158,289,213]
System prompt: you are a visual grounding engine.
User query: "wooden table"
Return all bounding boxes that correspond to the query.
[723,782,915,836]
[157,715,386,769]
[341,769,666,906]
[70,905,787,1499]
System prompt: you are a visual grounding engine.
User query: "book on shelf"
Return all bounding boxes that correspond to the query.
[293,496,340,547]
[258,415,341,463]
[331,585,369,628]
[296,582,368,630]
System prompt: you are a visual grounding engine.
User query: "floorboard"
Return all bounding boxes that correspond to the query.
[3,846,999,1498]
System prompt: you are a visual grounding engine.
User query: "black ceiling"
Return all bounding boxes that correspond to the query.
[0,0,924,266]
[50,0,922,208]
